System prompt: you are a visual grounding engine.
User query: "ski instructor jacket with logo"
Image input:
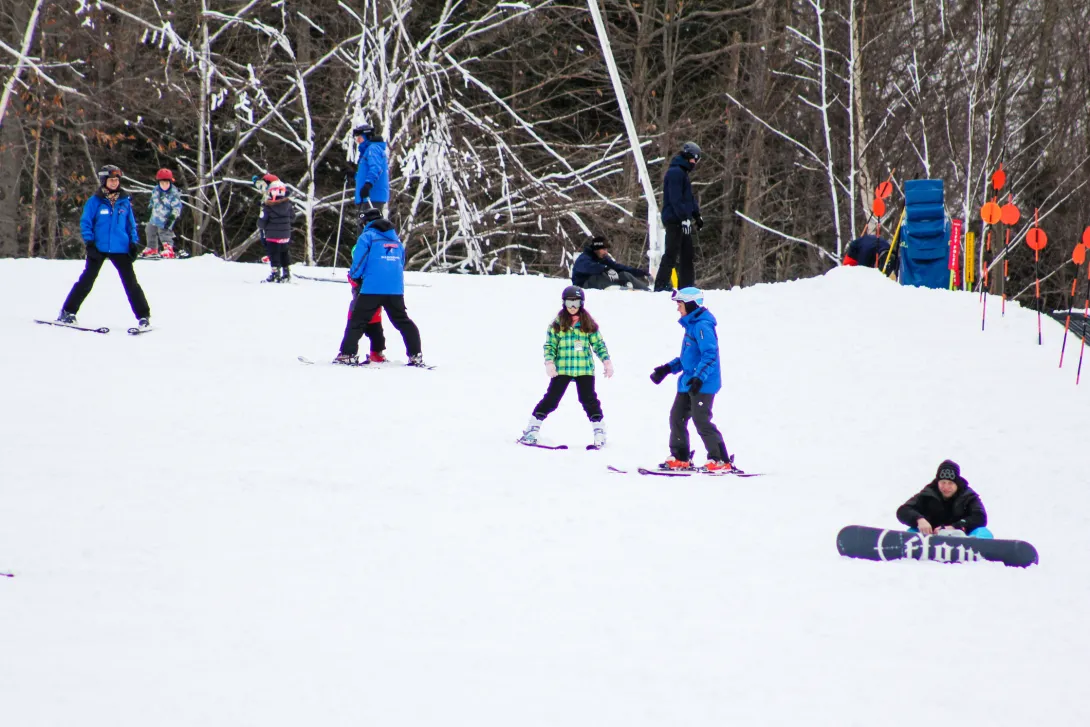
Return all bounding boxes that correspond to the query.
[348,219,405,294]
[666,307,722,394]
[80,190,139,254]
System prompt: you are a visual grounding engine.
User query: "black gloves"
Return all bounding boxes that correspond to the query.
[650,364,672,385]
[360,182,373,199]
[344,167,357,182]
[128,243,141,261]
[688,378,703,395]
[694,212,704,230]
[86,243,103,262]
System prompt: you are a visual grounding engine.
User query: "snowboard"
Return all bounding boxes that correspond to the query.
[836,525,1038,568]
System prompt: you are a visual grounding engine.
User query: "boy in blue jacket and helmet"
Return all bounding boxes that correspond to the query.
[649,287,734,472]
[57,165,151,329]
[334,209,425,367]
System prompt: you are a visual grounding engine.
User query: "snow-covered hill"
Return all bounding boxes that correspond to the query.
[1,257,1087,726]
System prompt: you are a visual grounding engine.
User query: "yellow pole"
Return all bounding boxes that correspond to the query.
[881,208,907,276]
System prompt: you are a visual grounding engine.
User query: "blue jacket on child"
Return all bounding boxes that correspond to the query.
[348,218,405,294]
[80,190,139,254]
[667,306,722,394]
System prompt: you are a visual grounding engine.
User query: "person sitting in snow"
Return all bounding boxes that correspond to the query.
[571,235,650,290]
[844,223,895,271]
[896,460,992,538]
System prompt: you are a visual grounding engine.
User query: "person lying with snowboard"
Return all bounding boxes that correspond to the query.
[896,460,992,538]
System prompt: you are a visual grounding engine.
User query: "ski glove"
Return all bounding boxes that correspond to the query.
[603,360,614,378]
[694,212,704,231]
[687,377,703,395]
[650,364,672,385]
[681,219,693,235]
[606,269,619,282]
[85,244,103,262]
[344,166,357,183]
[128,242,142,261]
[360,182,373,200]
[545,361,558,378]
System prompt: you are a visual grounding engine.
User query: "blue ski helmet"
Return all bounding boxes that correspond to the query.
[671,287,704,305]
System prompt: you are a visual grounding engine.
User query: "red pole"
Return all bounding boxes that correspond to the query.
[1077,268,1090,384]
[1060,275,1078,367]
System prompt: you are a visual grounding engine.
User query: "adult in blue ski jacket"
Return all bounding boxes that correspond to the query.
[336,209,426,366]
[571,236,650,290]
[649,287,732,470]
[57,165,151,327]
[352,123,390,207]
[654,141,703,291]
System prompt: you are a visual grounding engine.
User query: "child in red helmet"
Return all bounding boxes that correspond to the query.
[144,168,183,259]
[257,180,295,282]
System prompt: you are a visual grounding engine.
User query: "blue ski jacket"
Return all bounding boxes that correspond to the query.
[666,307,722,394]
[80,190,139,254]
[348,218,405,294]
[354,138,390,205]
[661,153,699,225]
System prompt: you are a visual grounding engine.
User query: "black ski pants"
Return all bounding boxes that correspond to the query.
[265,241,292,270]
[62,251,150,319]
[653,223,694,291]
[669,391,729,462]
[532,375,603,422]
[348,289,386,353]
[583,271,650,291]
[340,293,420,357]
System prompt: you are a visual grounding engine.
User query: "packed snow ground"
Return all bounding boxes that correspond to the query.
[1,256,1088,726]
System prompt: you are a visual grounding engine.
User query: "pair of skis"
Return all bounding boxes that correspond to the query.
[519,441,602,451]
[298,355,437,370]
[519,442,762,476]
[34,320,152,336]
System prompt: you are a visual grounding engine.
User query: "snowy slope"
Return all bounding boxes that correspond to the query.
[1,257,1088,726]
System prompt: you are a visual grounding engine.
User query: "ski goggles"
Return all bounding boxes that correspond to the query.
[563,298,583,308]
[103,168,123,179]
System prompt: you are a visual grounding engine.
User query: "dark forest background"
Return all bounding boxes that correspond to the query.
[2,0,1088,309]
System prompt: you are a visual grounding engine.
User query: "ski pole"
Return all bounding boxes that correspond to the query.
[0,572,12,578]
[331,178,348,275]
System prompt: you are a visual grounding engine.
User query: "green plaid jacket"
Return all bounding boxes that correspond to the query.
[543,319,610,377]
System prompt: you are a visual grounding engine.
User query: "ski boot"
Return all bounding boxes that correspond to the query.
[368,351,388,363]
[703,454,740,474]
[591,421,606,448]
[332,353,359,366]
[659,455,693,471]
[160,244,176,260]
[140,247,160,259]
[265,270,281,283]
[56,310,77,325]
[137,317,151,330]
[518,417,542,445]
[278,267,291,283]
[407,353,428,368]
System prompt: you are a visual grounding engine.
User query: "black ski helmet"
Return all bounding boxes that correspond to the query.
[681,141,702,161]
[561,285,585,303]
[352,123,374,138]
[97,164,123,185]
[358,207,382,225]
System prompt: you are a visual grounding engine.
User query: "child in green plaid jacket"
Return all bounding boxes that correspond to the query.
[520,286,614,448]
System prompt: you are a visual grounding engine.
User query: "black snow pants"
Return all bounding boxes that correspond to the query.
[340,293,420,357]
[531,375,603,422]
[62,251,151,320]
[669,391,729,462]
[653,223,694,291]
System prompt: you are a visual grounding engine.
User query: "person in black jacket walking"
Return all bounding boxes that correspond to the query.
[654,141,703,292]
[896,460,992,538]
[257,180,295,282]
[571,236,650,290]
